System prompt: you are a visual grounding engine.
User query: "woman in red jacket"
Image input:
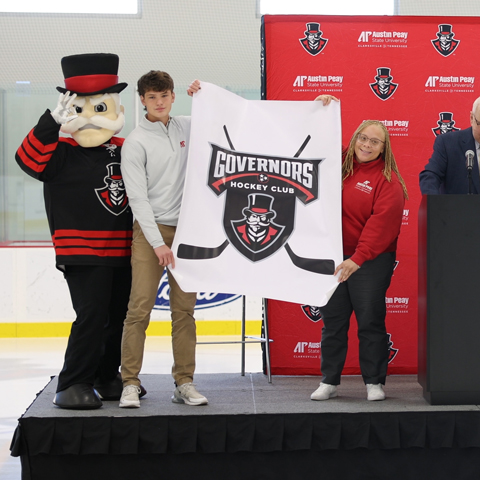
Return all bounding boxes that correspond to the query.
[311,95,408,401]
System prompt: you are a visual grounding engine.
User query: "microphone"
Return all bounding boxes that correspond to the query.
[466,150,475,171]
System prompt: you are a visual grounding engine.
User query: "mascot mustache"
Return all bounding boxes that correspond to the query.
[61,111,125,135]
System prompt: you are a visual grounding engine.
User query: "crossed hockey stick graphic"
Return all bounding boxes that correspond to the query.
[177,126,335,275]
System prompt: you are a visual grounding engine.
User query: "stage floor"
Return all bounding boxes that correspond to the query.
[12,373,480,480]
[21,373,480,418]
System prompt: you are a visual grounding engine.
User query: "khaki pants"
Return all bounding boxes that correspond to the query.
[121,221,197,387]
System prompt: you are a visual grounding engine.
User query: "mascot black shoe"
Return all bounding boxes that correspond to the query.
[53,384,103,410]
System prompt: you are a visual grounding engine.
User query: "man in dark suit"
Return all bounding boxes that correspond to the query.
[419,97,480,194]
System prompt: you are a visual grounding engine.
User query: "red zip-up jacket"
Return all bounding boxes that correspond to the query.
[342,157,405,267]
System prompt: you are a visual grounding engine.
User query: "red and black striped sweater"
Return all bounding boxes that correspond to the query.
[16,110,132,269]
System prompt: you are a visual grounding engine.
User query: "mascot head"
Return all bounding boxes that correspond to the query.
[57,53,127,148]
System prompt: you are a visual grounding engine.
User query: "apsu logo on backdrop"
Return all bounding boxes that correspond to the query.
[432,112,460,136]
[369,67,398,101]
[154,271,241,310]
[299,22,328,56]
[387,333,399,363]
[431,24,460,57]
[301,304,322,323]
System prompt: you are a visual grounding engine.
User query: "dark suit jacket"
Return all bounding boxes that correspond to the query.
[419,127,479,194]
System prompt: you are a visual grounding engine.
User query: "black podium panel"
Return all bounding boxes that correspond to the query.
[418,195,480,405]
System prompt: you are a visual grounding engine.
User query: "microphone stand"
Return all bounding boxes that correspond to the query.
[466,151,475,195]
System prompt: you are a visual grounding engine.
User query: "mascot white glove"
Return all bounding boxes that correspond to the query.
[51,92,78,125]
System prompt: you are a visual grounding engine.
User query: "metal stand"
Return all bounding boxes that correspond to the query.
[197,296,272,383]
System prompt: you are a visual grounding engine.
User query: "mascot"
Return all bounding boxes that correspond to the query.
[16,53,144,409]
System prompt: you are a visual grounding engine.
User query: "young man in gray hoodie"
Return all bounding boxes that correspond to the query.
[119,71,206,408]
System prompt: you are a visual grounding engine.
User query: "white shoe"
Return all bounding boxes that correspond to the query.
[310,382,337,401]
[172,383,208,406]
[119,384,141,408]
[366,384,385,401]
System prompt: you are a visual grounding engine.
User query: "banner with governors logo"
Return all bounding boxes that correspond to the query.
[170,82,343,307]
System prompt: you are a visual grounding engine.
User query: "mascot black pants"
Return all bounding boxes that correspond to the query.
[56,264,132,392]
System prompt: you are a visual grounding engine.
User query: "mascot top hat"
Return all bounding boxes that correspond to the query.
[57,53,128,96]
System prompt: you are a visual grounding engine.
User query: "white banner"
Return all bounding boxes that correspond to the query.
[171,82,342,306]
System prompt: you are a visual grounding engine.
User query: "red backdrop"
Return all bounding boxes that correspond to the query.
[262,15,479,375]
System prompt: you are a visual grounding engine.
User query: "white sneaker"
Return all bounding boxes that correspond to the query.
[366,384,385,401]
[310,382,338,401]
[119,384,141,408]
[172,383,208,406]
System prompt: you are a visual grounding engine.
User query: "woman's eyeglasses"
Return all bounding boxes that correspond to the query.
[356,133,385,148]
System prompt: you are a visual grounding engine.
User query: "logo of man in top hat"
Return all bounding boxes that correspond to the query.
[95,162,129,215]
[299,22,328,56]
[369,67,398,101]
[232,193,285,252]
[52,53,127,148]
[432,112,460,137]
[301,304,323,323]
[431,24,460,57]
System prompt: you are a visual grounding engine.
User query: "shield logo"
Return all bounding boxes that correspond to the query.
[95,162,129,216]
[431,112,460,137]
[431,24,460,57]
[208,142,321,262]
[299,22,328,56]
[387,333,399,363]
[229,193,288,262]
[369,67,398,101]
[301,304,323,323]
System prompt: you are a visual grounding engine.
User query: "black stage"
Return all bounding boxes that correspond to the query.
[11,373,480,480]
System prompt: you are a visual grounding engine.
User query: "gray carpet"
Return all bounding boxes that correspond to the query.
[23,373,480,419]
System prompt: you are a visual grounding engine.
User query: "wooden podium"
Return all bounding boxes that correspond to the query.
[418,195,480,405]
